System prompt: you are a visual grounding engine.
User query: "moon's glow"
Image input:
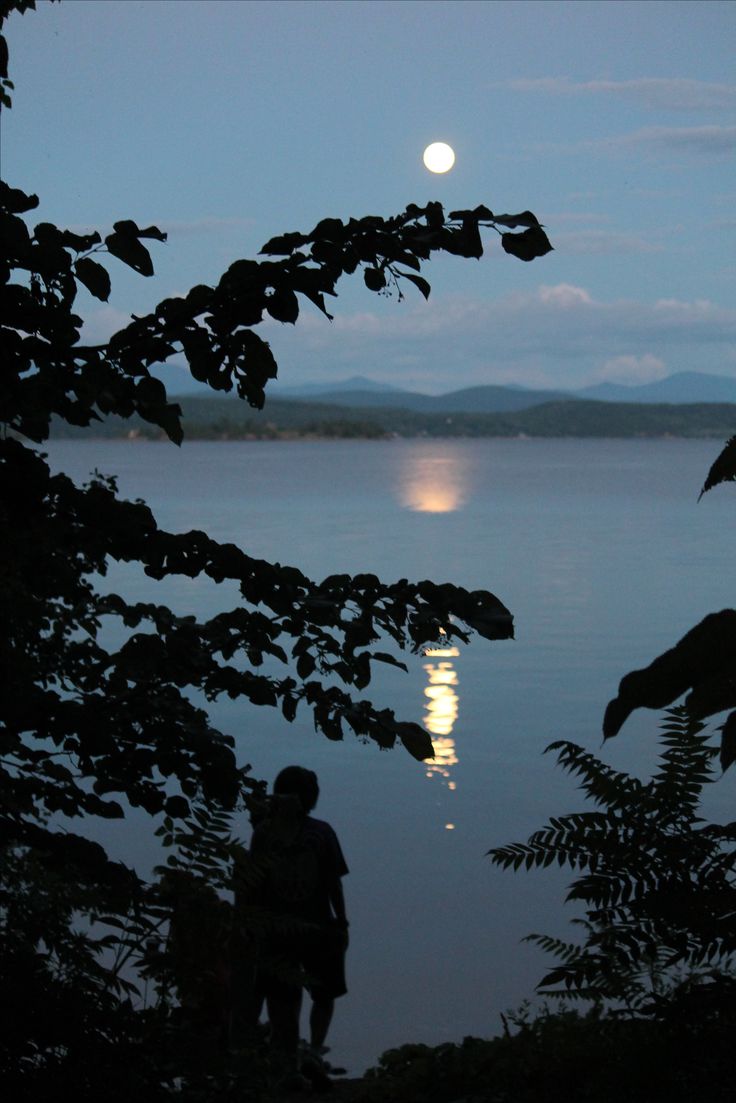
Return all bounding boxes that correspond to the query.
[423,142,456,174]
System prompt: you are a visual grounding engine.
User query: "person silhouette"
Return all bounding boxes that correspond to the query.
[249,766,349,1080]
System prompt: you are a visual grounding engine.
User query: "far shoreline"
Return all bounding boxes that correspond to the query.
[43,396,735,445]
[46,429,733,444]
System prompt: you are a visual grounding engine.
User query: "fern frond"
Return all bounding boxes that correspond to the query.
[496,709,735,1008]
[546,740,645,809]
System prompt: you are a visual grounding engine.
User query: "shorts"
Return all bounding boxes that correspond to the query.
[260,919,348,1001]
[301,920,347,1000]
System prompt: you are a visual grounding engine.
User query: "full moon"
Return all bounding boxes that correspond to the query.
[422,141,455,174]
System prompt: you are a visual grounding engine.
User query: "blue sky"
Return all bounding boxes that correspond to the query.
[4,0,735,393]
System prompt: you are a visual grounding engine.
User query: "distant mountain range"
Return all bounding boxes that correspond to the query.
[275,374,399,396]
[271,371,736,412]
[279,382,573,414]
[154,366,736,412]
[577,372,736,405]
[50,364,736,442]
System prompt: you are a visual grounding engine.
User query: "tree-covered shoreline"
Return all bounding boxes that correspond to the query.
[47,395,736,442]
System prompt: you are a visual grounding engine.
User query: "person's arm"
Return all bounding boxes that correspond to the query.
[328,877,348,928]
[322,821,349,934]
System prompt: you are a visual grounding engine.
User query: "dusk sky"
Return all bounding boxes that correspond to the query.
[4,0,735,393]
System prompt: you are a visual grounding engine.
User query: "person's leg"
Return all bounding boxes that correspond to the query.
[230,957,265,1045]
[266,982,302,1060]
[309,994,334,1051]
[304,925,346,1053]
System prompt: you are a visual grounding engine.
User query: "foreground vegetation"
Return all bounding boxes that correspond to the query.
[48,394,736,441]
[351,709,736,1103]
[353,999,736,1103]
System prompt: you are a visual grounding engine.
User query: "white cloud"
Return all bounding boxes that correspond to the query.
[508,77,736,112]
[80,305,135,344]
[538,283,592,306]
[653,297,722,317]
[78,282,736,395]
[539,126,736,159]
[265,286,736,393]
[604,125,736,155]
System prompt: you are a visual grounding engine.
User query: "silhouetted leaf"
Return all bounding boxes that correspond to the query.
[74,256,111,301]
[154,403,184,446]
[0,179,39,213]
[111,218,141,236]
[135,376,168,406]
[501,226,553,261]
[282,694,298,722]
[363,266,386,291]
[310,216,344,241]
[425,201,444,229]
[310,238,342,266]
[296,652,315,679]
[265,286,299,323]
[442,219,483,259]
[219,257,262,291]
[259,231,308,255]
[603,610,736,739]
[61,228,102,251]
[699,435,736,499]
[1,210,30,254]
[493,210,541,229]
[397,722,434,761]
[105,229,154,276]
[137,224,167,242]
[164,795,190,818]
[455,590,514,641]
[449,204,494,221]
[720,712,736,772]
[88,795,125,819]
[297,285,334,319]
[372,652,408,672]
[185,283,214,313]
[399,271,431,299]
[232,329,279,406]
[110,219,166,242]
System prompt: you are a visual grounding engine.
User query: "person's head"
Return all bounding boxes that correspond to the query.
[273,765,319,814]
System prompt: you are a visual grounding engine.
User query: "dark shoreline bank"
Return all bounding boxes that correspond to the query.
[47,395,736,444]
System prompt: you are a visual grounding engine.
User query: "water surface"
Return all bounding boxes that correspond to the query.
[44,437,735,1072]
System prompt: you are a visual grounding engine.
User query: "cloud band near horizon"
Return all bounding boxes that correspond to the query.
[507,76,736,112]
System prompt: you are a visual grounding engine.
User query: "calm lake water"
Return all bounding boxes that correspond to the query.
[44,437,735,1074]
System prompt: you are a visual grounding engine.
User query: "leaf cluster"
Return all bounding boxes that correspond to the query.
[604,610,736,771]
[490,709,736,1007]
[0,796,274,1100]
[3,181,550,447]
[601,425,735,764]
[700,433,736,497]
